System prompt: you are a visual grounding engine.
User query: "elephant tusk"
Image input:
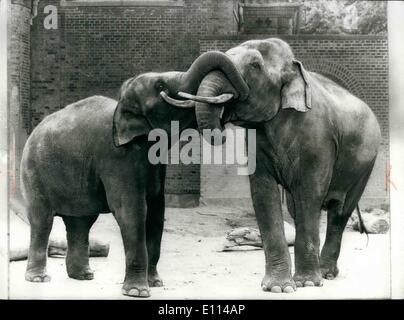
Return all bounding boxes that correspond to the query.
[160,91,195,108]
[177,92,234,104]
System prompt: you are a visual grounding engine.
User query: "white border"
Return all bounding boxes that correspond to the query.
[0,0,402,300]
[0,0,10,300]
[388,1,404,299]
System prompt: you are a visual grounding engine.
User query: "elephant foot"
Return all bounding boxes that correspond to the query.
[122,282,150,298]
[261,274,296,293]
[25,269,51,283]
[293,271,323,287]
[320,263,339,280]
[148,271,163,287]
[67,265,94,280]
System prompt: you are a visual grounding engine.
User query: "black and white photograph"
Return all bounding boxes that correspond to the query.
[0,0,403,303]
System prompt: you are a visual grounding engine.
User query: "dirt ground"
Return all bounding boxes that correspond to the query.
[8,205,390,299]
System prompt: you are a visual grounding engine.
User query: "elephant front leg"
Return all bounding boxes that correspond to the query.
[292,192,323,287]
[114,202,150,298]
[250,174,295,293]
[146,194,164,287]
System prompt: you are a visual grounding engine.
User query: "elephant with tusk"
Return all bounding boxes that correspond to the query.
[181,38,381,293]
[21,49,248,298]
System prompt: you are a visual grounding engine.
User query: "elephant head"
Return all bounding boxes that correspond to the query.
[113,50,250,147]
[177,38,312,145]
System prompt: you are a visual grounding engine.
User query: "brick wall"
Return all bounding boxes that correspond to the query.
[29,0,214,199]
[9,0,32,196]
[30,0,214,126]
[199,35,389,206]
[26,1,389,206]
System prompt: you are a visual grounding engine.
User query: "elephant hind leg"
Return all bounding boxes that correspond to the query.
[320,161,376,280]
[61,214,98,280]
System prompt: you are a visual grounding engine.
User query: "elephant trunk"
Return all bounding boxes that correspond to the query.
[179,51,249,100]
[177,51,249,146]
[194,71,234,131]
[156,52,249,111]
[194,70,237,145]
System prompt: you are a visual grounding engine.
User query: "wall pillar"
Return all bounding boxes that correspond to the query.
[200,124,253,208]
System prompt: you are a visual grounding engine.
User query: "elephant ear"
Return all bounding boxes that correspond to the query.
[112,101,152,147]
[281,59,312,112]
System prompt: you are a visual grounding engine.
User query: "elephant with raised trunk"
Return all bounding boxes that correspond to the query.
[21,53,244,298]
[180,38,381,293]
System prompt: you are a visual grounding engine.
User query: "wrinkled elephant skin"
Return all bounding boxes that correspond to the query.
[21,69,198,298]
[186,38,381,293]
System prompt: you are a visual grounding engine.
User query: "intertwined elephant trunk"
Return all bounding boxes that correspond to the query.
[195,71,234,133]
[179,51,249,100]
[177,51,249,144]
[147,51,248,127]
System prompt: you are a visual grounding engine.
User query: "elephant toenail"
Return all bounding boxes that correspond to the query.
[270,286,282,293]
[149,279,163,287]
[139,289,150,297]
[128,288,140,296]
[283,286,295,293]
[304,281,315,287]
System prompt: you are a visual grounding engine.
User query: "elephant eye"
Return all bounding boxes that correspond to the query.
[251,61,261,69]
[155,82,165,92]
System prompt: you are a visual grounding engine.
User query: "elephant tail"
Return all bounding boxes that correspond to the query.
[356,205,369,246]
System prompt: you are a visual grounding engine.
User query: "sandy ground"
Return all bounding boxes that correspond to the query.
[8,205,391,299]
